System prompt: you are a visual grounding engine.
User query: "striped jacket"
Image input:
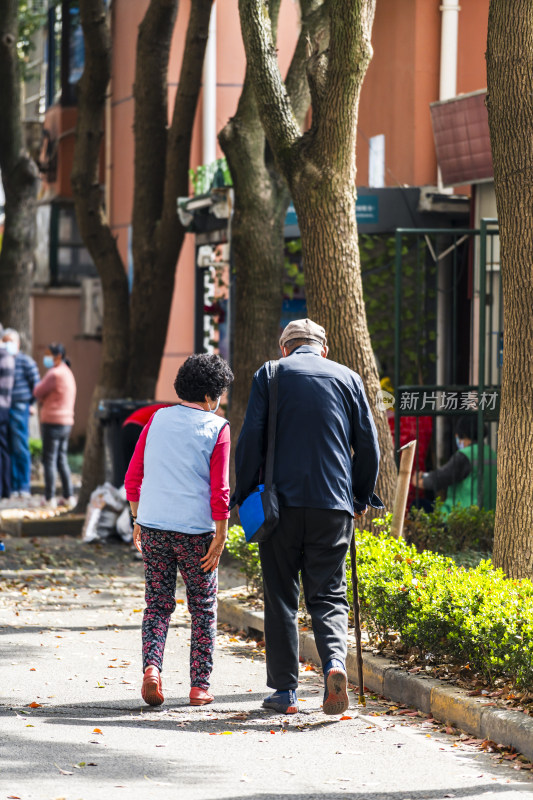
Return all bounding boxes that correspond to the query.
[12,352,41,405]
[0,349,15,411]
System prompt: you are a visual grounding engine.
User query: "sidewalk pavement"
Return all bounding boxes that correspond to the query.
[1,535,533,800]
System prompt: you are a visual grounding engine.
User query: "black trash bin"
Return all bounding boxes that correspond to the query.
[96,399,154,488]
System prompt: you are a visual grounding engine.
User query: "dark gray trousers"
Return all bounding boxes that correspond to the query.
[259,506,353,690]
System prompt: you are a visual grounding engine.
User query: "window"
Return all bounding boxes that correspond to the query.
[49,203,97,285]
[45,0,84,107]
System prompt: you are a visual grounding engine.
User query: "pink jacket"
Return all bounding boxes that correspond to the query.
[34,362,77,426]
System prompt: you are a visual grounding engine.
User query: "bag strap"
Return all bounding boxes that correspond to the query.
[264,361,279,490]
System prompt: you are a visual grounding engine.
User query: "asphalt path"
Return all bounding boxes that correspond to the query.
[1,535,533,800]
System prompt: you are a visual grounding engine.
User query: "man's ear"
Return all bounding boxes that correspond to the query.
[281,346,288,358]
[321,345,329,359]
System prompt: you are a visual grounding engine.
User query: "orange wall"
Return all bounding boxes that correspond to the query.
[358,0,489,188]
[31,291,102,441]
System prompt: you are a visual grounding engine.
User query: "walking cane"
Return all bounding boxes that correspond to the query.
[350,531,366,706]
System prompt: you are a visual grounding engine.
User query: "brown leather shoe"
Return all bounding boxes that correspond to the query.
[189,686,214,706]
[141,666,164,706]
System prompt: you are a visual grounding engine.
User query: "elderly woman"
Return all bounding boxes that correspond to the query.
[125,354,233,707]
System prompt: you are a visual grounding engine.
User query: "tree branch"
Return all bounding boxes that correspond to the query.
[285,0,329,127]
[238,0,301,172]
[0,0,22,176]
[72,0,129,379]
[132,0,179,255]
[157,0,213,263]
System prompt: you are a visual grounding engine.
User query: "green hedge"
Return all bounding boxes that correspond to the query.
[348,528,533,688]
[226,523,533,689]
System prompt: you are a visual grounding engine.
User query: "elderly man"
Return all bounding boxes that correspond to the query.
[2,329,40,499]
[233,319,383,715]
[0,325,15,500]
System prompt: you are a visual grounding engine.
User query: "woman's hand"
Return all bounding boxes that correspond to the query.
[133,523,142,554]
[354,506,368,519]
[200,520,228,572]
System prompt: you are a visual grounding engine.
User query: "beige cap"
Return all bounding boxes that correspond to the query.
[279,318,327,349]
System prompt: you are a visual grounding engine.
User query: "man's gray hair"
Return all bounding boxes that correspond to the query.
[283,337,323,352]
[2,328,20,343]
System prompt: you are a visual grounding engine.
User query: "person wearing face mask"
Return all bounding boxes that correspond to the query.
[412,415,497,516]
[0,324,15,500]
[1,329,41,499]
[124,353,233,708]
[33,343,77,509]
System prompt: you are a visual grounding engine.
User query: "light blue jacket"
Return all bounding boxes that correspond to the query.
[137,405,228,534]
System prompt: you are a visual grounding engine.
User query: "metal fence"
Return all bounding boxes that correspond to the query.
[393,220,500,510]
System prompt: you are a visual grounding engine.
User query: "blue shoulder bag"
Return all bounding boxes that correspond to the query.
[238,362,280,543]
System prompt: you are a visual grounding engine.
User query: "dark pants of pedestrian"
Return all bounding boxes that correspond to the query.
[140,527,217,689]
[41,423,73,501]
[9,402,31,493]
[0,408,11,499]
[259,506,353,691]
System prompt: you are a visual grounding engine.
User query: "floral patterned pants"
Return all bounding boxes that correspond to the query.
[140,527,217,689]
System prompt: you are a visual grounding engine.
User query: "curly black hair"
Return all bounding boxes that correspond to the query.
[174,354,234,403]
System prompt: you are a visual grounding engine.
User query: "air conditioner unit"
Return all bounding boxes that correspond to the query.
[80,277,103,336]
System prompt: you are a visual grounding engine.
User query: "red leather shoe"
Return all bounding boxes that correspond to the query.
[141,666,164,706]
[189,686,214,706]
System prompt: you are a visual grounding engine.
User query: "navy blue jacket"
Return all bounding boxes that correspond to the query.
[232,346,383,515]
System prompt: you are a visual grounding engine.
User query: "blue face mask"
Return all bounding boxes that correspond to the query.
[5,342,17,356]
[455,435,464,450]
[43,355,54,369]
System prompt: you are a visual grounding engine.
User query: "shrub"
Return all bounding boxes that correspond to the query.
[347,528,533,688]
[406,500,494,554]
[226,526,262,595]
[29,437,42,460]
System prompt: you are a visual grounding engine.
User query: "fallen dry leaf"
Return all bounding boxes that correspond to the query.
[339,716,353,721]
[28,701,42,708]
[92,728,103,734]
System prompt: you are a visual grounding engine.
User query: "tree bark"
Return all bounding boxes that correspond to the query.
[486,0,533,577]
[72,0,130,508]
[238,0,397,508]
[128,0,213,398]
[0,0,40,347]
[219,0,329,493]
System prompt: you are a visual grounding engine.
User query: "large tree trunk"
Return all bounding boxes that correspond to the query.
[486,0,533,577]
[72,0,130,507]
[219,0,329,492]
[238,0,397,508]
[128,0,213,398]
[0,0,40,346]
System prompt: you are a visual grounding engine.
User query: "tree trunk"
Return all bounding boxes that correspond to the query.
[72,0,130,507]
[128,0,213,398]
[0,0,39,347]
[486,0,533,577]
[219,1,329,492]
[238,0,397,509]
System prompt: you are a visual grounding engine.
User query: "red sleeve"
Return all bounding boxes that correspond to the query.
[210,423,231,520]
[124,415,155,501]
[33,370,57,400]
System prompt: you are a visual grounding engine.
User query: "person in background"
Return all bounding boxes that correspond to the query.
[0,325,15,500]
[412,415,497,515]
[1,329,40,499]
[33,343,77,509]
[125,354,233,708]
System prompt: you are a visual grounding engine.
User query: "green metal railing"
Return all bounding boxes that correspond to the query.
[394,222,501,510]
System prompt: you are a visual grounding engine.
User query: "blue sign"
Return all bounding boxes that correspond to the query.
[285,203,298,227]
[356,195,379,224]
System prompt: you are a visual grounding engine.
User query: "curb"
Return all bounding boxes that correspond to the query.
[0,514,85,538]
[217,592,533,762]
